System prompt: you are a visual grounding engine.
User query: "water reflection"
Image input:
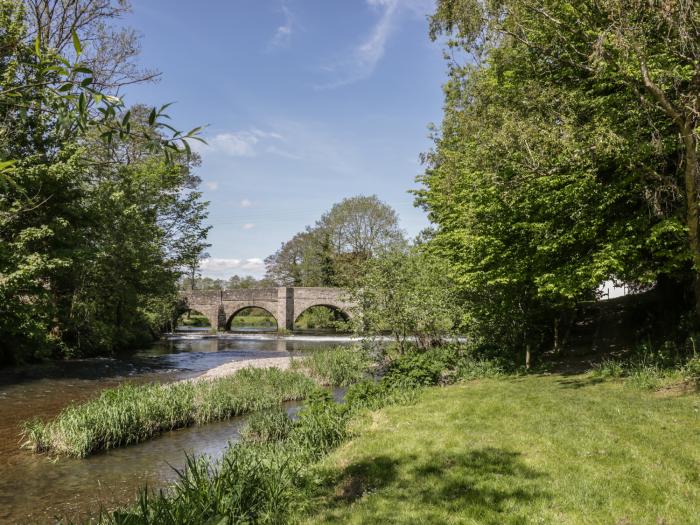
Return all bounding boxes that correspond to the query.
[0,335,352,524]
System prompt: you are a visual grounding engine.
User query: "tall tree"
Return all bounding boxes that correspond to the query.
[265,195,406,287]
[418,0,696,353]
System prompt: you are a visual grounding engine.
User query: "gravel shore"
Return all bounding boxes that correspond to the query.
[193,356,293,381]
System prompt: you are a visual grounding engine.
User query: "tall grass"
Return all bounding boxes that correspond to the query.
[592,340,700,389]
[105,394,349,524]
[22,368,317,458]
[291,345,373,386]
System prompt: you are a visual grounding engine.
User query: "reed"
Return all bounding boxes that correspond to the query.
[22,367,318,458]
[291,345,372,386]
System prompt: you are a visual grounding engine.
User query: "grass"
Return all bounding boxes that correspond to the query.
[592,343,700,390]
[104,394,350,524]
[292,346,373,386]
[305,373,700,524]
[22,367,318,458]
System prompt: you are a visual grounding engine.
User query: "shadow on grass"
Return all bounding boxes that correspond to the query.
[312,447,549,523]
[555,376,606,389]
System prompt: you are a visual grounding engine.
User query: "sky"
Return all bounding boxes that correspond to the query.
[124,0,446,279]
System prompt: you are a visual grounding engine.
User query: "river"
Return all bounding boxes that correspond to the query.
[0,334,354,524]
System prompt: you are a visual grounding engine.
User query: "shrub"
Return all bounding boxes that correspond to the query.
[591,339,700,389]
[382,344,506,388]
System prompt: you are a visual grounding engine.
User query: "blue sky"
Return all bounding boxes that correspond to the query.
[124,1,445,278]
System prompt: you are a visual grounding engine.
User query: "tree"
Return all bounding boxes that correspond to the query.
[265,195,406,287]
[349,248,462,352]
[416,0,698,356]
[0,1,208,362]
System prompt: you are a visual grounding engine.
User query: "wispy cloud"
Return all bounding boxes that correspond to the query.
[200,257,265,278]
[204,181,219,191]
[242,223,255,230]
[269,3,295,48]
[240,198,253,208]
[197,129,284,157]
[316,0,431,89]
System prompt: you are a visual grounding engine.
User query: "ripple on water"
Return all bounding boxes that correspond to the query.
[0,335,350,524]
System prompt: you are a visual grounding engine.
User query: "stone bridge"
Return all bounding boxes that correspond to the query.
[181,287,355,331]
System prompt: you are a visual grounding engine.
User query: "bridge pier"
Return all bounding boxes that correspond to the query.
[276,287,295,331]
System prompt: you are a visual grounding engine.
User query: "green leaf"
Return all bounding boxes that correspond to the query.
[148,108,157,126]
[72,30,82,56]
[0,159,17,172]
[34,36,41,57]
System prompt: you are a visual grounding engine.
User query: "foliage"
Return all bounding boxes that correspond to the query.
[418,0,700,358]
[0,1,208,363]
[22,367,317,457]
[291,345,372,386]
[241,407,294,443]
[180,275,276,291]
[349,248,462,351]
[294,305,351,332]
[103,389,351,524]
[265,195,406,287]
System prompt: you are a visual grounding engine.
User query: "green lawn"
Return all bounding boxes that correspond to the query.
[306,374,700,524]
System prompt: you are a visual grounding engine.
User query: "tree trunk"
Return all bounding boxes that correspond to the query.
[681,129,700,323]
[525,344,531,370]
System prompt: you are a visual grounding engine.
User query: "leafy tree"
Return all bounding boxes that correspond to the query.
[0,1,208,363]
[349,248,462,352]
[417,0,698,356]
[265,195,405,287]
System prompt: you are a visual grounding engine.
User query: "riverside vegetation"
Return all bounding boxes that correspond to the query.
[21,346,372,458]
[94,343,700,524]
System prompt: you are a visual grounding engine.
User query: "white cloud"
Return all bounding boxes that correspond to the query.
[242,223,255,230]
[199,257,265,278]
[204,181,219,191]
[270,4,295,48]
[199,129,284,158]
[240,198,253,208]
[316,0,432,89]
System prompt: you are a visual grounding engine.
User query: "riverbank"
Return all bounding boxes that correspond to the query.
[192,356,291,380]
[305,374,700,523]
[1,335,357,523]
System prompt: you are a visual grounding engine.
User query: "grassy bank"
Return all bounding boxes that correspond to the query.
[22,368,317,457]
[306,374,700,524]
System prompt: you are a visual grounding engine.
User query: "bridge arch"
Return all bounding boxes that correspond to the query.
[225,306,279,331]
[294,304,351,332]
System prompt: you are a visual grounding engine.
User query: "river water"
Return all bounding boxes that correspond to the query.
[0,334,354,524]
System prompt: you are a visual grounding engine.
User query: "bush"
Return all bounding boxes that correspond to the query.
[382,344,506,388]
